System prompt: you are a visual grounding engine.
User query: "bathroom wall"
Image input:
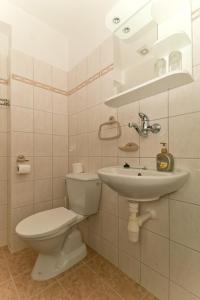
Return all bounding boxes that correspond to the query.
[8,50,68,251]
[67,6,200,300]
[0,0,68,70]
[0,29,9,246]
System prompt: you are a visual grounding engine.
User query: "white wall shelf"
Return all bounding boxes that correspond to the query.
[153,31,191,57]
[105,71,193,108]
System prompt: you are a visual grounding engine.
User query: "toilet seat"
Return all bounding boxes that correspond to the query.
[16,207,78,239]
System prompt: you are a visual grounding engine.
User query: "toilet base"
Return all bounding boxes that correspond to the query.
[31,229,87,281]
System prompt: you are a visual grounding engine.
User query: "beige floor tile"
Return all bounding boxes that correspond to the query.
[3,247,37,277]
[31,282,70,300]
[87,285,122,300]
[83,246,98,263]
[58,264,105,300]
[0,279,19,300]
[0,249,11,284]
[87,255,146,300]
[13,270,54,300]
[143,293,159,300]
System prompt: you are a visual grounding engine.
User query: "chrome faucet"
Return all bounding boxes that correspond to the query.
[128,112,161,137]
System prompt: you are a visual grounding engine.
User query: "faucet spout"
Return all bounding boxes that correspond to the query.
[128,112,161,137]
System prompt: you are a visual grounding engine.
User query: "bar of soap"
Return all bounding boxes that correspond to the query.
[118,143,139,152]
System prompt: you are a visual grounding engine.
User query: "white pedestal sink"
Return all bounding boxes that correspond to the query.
[98,166,189,201]
[98,166,189,242]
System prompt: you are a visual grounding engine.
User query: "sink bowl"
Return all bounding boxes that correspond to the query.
[98,166,189,201]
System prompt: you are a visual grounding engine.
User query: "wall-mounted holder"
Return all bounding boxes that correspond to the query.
[98,116,121,140]
[119,142,139,152]
[16,155,29,163]
[0,98,10,106]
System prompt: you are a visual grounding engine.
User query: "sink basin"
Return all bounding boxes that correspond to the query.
[98,166,189,201]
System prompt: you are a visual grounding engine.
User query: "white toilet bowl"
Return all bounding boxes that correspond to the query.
[16,173,101,281]
[16,207,87,281]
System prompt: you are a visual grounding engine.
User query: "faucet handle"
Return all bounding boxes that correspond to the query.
[139,112,149,121]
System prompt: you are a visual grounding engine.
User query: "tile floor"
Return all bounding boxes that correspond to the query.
[0,246,158,300]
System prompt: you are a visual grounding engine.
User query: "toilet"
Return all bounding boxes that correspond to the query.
[15,173,101,281]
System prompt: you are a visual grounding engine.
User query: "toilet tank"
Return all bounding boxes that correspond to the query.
[66,173,101,216]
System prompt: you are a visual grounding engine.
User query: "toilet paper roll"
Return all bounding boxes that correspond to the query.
[72,163,83,174]
[17,164,31,175]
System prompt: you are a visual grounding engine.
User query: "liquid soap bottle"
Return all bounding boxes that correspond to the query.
[157,143,174,172]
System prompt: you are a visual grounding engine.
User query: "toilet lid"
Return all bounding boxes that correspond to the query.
[16,207,78,239]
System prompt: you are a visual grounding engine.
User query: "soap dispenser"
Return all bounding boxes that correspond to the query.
[157,143,174,172]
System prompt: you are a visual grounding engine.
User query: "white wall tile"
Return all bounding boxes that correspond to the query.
[170,282,200,300]
[119,250,140,283]
[141,264,169,300]
[141,197,169,238]
[170,200,200,251]
[170,242,200,297]
[141,229,169,277]
[169,112,200,158]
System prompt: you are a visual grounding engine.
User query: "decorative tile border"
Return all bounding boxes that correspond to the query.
[0,79,9,85]
[68,63,114,95]
[11,63,114,97]
[12,74,68,96]
[192,8,200,21]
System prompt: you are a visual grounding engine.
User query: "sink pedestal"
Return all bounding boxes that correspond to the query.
[128,201,156,242]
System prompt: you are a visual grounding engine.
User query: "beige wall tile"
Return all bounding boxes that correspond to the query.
[34,134,52,156]
[11,107,33,133]
[0,109,8,132]
[34,111,52,134]
[0,133,7,156]
[34,178,52,203]
[53,114,67,136]
[87,79,102,107]
[53,177,65,199]
[11,181,33,208]
[0,157,7,181]
[34,87,52,112]
[11,81,34,108]
[0,181,7,205]
[53,157,67,177]
[11,132,33,157]
[53,135,67,156]
[52,93,67,115]
[0,205,7,230]
[34,201,52,213]
[34,157,52,179]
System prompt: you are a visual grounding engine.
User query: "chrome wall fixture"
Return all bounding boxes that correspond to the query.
[128,112,161,137]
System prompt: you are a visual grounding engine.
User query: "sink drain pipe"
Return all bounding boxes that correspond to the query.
[128,202,156,242]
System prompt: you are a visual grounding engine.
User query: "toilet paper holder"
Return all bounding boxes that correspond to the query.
[16,155,29,162]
